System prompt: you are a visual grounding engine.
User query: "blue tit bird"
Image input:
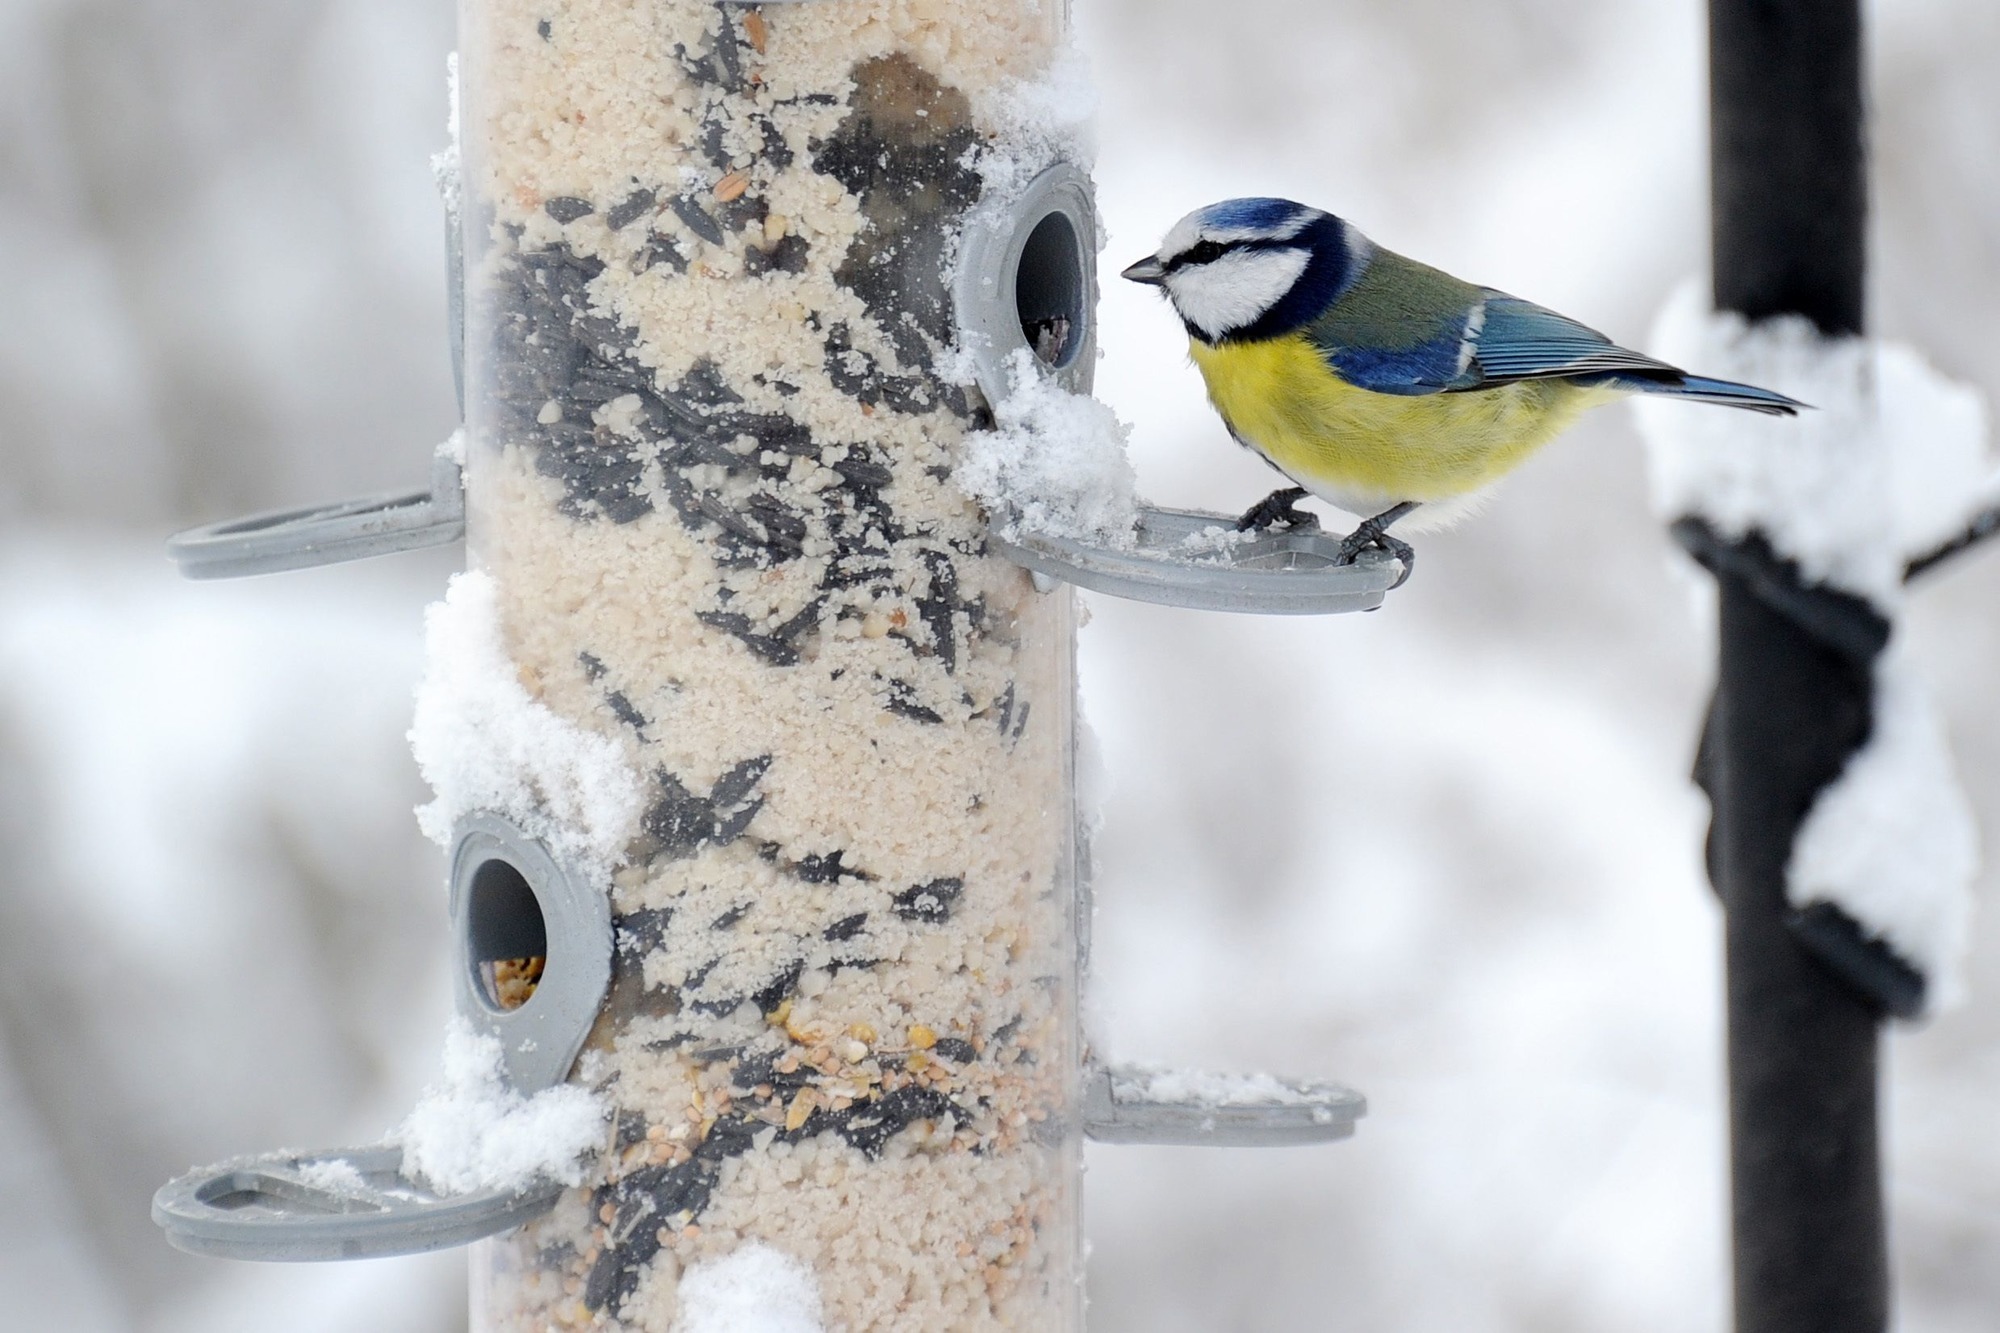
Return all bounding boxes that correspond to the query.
[1120,198,1802,586]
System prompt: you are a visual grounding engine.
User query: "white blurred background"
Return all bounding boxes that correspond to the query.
[2,1,1996,1329]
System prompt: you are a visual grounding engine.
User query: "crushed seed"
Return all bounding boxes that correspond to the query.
[460,1,1080,1328]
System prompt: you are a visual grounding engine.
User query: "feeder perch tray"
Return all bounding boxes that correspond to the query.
[995,505,1402,614]
[1082,1062,1365,1147]
[152,1145,562,1261]
[166,449,465,579]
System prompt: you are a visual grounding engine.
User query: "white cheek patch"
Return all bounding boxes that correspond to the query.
[1164,247,1312,341]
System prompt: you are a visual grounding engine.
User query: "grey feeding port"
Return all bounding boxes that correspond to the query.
[1081,1063,1365,1148]
[995,505,1402,614]
[954,161,1098,406]
[149,811,611,1263]
[153,1146,563,1262]
[450,812,612,1094]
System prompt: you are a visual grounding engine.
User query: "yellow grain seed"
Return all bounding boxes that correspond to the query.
[908,1024,937,1050]
[714,170,750,202]
[785,1089,818,1131]
[906,1052,930,1072]
[849,1021,877,1044]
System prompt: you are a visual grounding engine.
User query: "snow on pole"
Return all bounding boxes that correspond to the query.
[1640,288,1991,1016]
[1637,5,1996,1331]
[447,2,1092,1328]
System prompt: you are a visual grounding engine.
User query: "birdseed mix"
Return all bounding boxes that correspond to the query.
[456,0,1083,1327]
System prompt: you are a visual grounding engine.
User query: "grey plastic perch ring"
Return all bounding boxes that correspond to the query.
[153,1144,563,1261]
[994,505,1402,614]
[1082,1063,1365,1147]
[167,449,466,579]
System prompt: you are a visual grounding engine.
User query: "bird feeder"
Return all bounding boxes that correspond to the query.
[156,2,1384,1327]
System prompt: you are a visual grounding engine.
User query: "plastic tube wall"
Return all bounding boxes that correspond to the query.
[456,2,1081,1328]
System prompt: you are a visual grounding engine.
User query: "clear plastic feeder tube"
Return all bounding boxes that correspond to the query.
[457,1,1082,1328]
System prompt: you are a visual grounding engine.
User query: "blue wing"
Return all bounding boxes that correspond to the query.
[1458,293,1679,387]
[1301,261,1803,412]
[1320,331,1467,395]
[1305,287,1678,397]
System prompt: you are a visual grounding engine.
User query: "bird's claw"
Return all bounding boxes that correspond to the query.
[1331,524,1415,590]
[1235,487,1320,533]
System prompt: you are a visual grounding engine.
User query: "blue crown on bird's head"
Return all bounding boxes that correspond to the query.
[1191,197,1323,240]
[1124,197,1368,344]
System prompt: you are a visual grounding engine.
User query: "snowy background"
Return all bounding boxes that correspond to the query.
[2,0,1997,1329]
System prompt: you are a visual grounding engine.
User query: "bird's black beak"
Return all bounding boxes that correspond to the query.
[1121,255,1167,286]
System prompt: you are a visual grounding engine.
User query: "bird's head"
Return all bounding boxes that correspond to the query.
[1121,198,1368,344]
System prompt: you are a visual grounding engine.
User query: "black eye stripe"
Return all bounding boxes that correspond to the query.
[1167,235,1308,272]
[1168,239,1231,271]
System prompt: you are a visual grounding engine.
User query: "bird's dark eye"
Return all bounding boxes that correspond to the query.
[1172,239,1230,270]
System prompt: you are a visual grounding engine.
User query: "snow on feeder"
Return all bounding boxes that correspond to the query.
[155,2,1377,1327]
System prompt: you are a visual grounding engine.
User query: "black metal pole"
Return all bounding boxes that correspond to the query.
[1711,0,1866,334]
[1701,4,1888,1332]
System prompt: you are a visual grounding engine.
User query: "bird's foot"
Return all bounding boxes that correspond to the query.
[1331,503,1419,590]
[1235,487,1320,532]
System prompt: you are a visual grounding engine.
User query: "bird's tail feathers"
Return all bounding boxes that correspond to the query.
[1604,372,1806,415]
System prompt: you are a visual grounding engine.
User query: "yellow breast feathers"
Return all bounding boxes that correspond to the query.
[1188,332,1608,510]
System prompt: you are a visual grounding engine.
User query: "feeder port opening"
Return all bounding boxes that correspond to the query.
[1016,208,1086,370]
[465,856,547,1013]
